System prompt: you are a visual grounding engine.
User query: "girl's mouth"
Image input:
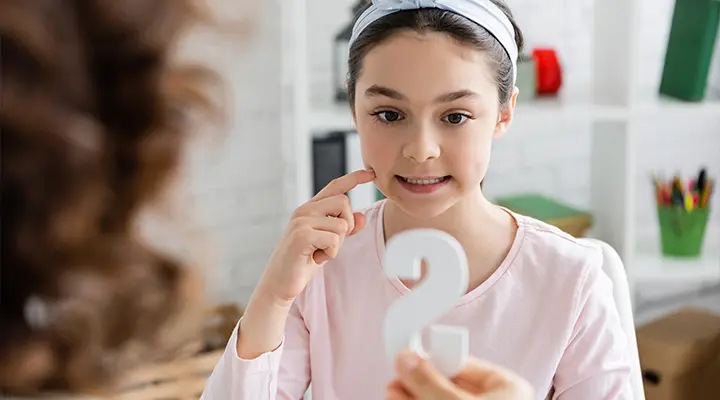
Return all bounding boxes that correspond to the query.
[396,175,451,194]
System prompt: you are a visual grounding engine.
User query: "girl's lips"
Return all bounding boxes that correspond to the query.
[396,175,451,194]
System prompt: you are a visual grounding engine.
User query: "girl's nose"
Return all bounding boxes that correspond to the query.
[402,126,441,163]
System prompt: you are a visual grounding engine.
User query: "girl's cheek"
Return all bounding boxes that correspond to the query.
[360,136,386,169]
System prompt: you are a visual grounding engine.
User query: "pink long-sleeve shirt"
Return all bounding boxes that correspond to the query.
[201,200,633,399]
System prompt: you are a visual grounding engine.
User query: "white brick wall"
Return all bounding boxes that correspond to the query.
[180,0,719,307]
[175,0,290,305]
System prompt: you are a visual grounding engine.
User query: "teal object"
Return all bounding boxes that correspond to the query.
[659,0,720,101]
[376,186,385,201]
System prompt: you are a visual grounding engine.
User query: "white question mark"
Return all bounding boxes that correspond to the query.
[383,228,470,377]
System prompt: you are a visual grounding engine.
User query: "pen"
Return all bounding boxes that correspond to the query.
[684,191,694,211]
[670,176,685,208]
[696,168,707,192]
[700,179,713,208]
[653,171,713,209]
[652,174,664,205]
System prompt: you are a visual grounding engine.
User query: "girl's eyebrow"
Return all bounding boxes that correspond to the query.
[436,89,480,103]
[364,84,480,103]
[364,84,405,100]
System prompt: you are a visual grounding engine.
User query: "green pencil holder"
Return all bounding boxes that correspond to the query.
[656,206,710,257]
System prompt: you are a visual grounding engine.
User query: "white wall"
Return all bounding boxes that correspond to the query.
[174,0,292,306]
[182,0,719,307]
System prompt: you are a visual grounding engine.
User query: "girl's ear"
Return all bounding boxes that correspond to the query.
[493,86,519,139]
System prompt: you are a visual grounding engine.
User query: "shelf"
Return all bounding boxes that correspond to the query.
[514,88,623,121]
[630,87,720,119]
[631,247,720,285]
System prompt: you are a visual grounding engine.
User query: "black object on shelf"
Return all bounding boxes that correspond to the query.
[312,131,350,195]
[312,129,381,208]
[333,1,367,104]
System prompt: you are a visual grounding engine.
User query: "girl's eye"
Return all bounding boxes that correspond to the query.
[443,113,469,125]
[374,110,403,123]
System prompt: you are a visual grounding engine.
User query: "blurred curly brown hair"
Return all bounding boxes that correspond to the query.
[0,0,219,395]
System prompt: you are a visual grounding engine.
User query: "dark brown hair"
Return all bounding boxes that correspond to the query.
[347,0,524,108]
[0,0,218,395]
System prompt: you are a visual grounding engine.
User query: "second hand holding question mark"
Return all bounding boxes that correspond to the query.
[383,229,470,377]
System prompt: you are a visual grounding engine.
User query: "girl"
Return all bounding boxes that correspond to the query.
[202,0,633,399]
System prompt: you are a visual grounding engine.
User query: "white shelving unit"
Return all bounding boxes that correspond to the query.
[287,0,720,307]
[589,0,720,305]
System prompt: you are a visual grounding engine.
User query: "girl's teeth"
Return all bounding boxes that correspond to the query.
[403,177,444,185]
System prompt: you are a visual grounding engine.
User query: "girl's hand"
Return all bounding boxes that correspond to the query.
[258,169,376,304]
[386,350,534,400]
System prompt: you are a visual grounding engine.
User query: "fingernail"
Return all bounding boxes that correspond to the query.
[397,350,420,375]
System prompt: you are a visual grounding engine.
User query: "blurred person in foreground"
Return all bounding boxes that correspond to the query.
[0,0,532,398]
[0,0,214,395]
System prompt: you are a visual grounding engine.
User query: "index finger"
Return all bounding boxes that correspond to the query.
[312,169,376,201]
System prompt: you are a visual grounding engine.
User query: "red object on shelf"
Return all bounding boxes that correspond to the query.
[533,48,562,95]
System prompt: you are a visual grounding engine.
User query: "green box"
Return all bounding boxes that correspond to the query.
[495,193,593,238]
[656,206,710,257]
[659,0,720,101]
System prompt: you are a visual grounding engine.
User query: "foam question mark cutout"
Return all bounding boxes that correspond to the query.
[383,229,469,377]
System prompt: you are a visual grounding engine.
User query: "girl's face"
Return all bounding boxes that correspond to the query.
[353,30,516,218]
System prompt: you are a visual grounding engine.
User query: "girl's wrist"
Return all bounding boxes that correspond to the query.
[253,278,295,310]
[235,283,293,359]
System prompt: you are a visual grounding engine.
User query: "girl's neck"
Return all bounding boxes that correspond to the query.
[382,189,517,291]
[383,189,507,243]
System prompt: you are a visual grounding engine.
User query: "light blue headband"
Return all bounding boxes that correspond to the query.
[350,0,518,84]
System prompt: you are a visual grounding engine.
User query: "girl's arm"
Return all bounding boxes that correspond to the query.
[236,283,295,359]
[552,262,634,399]
[200,295,310,400]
